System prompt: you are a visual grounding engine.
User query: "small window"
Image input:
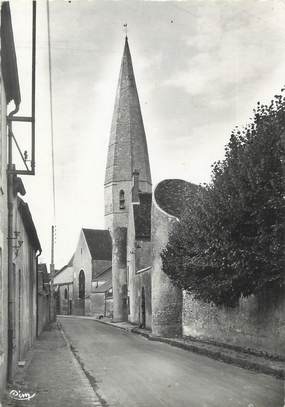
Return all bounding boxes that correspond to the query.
[64,288,68,299]
[119,190,125,209]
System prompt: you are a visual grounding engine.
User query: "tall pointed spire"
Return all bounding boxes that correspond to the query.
[105,37,151,186]
[104,37,152,231]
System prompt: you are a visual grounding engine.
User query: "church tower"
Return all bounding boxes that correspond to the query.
[104,37,152,233]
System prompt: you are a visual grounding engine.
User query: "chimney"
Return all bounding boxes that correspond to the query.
[132,169,140,204]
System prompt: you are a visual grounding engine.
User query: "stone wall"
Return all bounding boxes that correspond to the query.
[37,272,50,337]
[57,284,72,315]
[13,202,38,363]
[0,74,8,392]
[104,180,151,233]
[105,297,113,318]
[90,293,105,317]
[129,269,152,329]
[183,285,285,358]
[127,203,152,329]
[112,227,128,322]
[151,181,184,337]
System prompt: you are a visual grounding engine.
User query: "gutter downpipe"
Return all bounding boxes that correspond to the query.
[7,0,36,381]
[7,105,19,382]
[36,248,42,338]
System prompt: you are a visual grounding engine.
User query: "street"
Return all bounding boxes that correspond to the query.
[59,316,283,407]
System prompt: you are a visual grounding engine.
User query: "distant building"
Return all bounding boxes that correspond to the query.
[54,255,74,315]
[72,228,112,317]
[59,36,285,359]
[91,266,113,318]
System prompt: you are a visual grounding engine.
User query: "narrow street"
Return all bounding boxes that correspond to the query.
[59,316,283,407]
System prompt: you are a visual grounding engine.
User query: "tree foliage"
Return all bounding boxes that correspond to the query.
[161,91,285,307]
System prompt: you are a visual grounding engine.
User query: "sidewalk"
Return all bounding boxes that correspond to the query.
[59,314,285,380]
[2,322,102,407]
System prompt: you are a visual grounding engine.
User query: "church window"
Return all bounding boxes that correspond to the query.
[119,190,125,209]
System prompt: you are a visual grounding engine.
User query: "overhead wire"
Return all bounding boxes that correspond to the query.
[46,0,57,262]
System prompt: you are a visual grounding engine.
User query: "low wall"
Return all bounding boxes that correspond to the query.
[129,269,152,329]
[37,292,50,336]
[90,293,105,317]
[183,285,285,358]
[73,299,85,316]
[152,180,186,337]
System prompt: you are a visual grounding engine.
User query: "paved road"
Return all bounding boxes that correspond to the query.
[59,316,284,407]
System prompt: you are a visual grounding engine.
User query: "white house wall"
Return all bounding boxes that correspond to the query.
[72,230,92,315]
[0,70,8,392]
[54,266,73,285]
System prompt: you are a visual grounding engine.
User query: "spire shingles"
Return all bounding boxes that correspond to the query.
[105,38,152,187]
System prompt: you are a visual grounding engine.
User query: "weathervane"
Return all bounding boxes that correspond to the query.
[123,23,128,37]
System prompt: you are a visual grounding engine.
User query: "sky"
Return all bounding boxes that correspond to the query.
[8,0,285,268]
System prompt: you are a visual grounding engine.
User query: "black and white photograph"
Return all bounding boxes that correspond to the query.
[0,0,284,406]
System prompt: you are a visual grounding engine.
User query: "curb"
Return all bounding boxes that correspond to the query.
[144,335,285,380]
[89,317,285,380]
[57,320,107,407]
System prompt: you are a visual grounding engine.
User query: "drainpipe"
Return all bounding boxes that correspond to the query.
[6,0,36,381]
[50,225,55,322]
[36,248,42,337]
[7,106,19,382]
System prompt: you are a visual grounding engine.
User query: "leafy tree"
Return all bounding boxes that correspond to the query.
[161,90,285,307]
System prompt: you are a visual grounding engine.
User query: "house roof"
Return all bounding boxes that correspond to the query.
[133,192,152,240]
[154,179,199,219]
[55,253,74,277]
[93,279,112,294]
[92,265,112,281]
[17,197,41,252]
[1,2,21,106]
[92,267,112,293]
[83,229,112,260]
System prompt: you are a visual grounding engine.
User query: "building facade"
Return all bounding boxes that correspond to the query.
[54,255,74,316]
[0,3,45,393]
[104,37,182,336]
[72,228,112,317]
[58,36,285,359]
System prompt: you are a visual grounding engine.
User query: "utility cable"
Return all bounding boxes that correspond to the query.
[47,0,56,225]
[47,0,56,265]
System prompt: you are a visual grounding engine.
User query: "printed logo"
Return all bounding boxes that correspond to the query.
[9,389,36,401]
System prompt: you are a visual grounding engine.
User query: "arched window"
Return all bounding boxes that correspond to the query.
[79,270,85,299]
[64,288,68,299]
[119,190,125,209]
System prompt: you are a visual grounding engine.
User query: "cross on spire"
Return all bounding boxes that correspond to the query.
[123,23,128,38]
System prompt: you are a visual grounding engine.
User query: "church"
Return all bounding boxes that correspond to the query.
[56,37,284,357]
[55,36,189,337]
[103,37,195,336]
